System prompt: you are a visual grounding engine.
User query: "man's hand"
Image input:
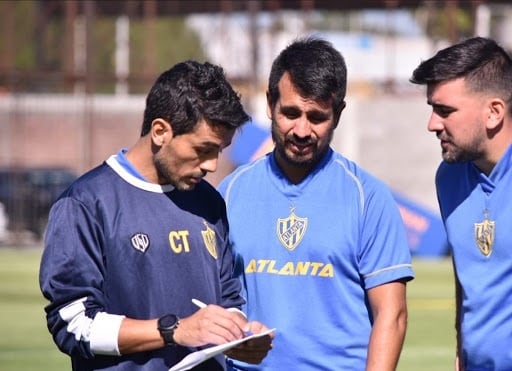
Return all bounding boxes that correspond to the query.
[172,304,249,347]
[224,321,274,364]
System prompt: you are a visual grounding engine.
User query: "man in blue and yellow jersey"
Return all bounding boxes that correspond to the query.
[411,37,512,370]
[219,37,414,371]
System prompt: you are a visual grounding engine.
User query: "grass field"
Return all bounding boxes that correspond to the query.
[0,248,455,370]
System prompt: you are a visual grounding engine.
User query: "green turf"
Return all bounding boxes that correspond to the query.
[398,258,455,370]
[0,248,455,370]
[0,248,69,370]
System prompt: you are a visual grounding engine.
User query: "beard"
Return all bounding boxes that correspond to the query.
[442,148,480,163]
[270,117,333,168]
[153,152,204,191]
[439,133,485,164]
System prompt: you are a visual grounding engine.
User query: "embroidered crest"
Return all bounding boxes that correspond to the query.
[276,208,308,251]
[131,233,150,253]
[474,211,495,257]
[201,221,218,259]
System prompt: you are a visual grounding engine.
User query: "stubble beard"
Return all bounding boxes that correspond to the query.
[440,136,484,164]
[153,153,197,191]
[271,117,333,168]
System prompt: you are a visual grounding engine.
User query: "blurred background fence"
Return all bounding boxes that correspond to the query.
[0,0,512,371]
[3,3,510,369]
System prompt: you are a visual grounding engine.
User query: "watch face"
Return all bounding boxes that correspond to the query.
[159,314,179,329]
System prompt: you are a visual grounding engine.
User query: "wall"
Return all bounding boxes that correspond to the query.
[0,91,440,213]
[0,94,144,174]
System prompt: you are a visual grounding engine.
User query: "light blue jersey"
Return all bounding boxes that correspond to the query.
[436,143,512,370]
[218,148,414,370]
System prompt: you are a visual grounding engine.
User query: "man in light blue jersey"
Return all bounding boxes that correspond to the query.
[218,37,414,370]
[39,61,273,371]
[411,37,512,370]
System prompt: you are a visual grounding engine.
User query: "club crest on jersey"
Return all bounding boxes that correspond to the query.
[276,208,308,251]
[201,221,218,259]
[474,216,495,257]
[131,233,150,253]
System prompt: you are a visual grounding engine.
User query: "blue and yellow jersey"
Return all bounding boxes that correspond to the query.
[218,148,414,370]
[436,143,512,370]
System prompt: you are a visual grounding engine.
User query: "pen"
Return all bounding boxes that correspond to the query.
[191,298,207,308]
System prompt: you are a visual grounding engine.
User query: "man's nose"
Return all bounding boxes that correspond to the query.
[200,157,218,173]
[427,113,443,133]
[293,117,312,138]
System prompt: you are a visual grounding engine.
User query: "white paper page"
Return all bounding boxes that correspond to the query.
[169,328,276,371]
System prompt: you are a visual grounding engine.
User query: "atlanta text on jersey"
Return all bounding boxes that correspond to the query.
[245,259,334,277]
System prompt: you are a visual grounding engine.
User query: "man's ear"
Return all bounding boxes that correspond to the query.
[151,119,172,146]
[486,98,505,130]
[333,100,346,129]
[266,91,273,120]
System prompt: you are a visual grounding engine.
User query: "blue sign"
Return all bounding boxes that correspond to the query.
[392,191,448,258]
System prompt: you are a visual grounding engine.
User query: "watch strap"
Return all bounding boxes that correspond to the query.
[158,314,180,346]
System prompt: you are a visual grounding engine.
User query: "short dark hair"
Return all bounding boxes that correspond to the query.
[267,36,347,123]
[411,37,512,112]
[141,61,250,137]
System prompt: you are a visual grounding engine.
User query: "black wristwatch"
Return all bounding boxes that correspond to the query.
[157,313,180,346]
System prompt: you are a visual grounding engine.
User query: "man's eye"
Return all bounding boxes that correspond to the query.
[283,112,300,119]
[435,107,454,118]
[197,148,217,156]
[307,115,329,124]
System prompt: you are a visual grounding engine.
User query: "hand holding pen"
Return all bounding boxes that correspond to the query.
[170,297,250,348]
[192,299,253,336]
[191,298,274,364]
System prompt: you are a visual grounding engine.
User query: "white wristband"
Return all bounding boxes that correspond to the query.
[89,312,125,355]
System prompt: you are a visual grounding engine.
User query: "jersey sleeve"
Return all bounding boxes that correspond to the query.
[39,196,109,359]
[215,193,245,310]
[358,181,414,289]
